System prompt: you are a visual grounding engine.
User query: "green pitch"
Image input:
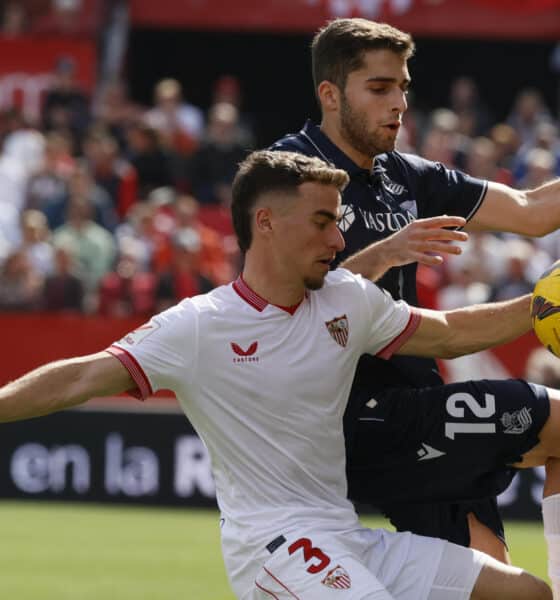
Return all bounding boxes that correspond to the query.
[0,502,547,599]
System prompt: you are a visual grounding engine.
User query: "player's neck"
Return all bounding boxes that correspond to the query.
[242,253,306,308]
[320,119,374,170]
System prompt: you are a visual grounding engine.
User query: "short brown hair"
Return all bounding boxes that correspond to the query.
[312,18,414,95]
[232,150,349,253]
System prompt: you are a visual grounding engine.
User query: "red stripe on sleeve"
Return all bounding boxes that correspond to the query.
[376,308,422,360]
[106,345,153,400]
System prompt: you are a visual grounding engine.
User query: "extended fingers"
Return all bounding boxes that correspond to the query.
[415,215,467,229]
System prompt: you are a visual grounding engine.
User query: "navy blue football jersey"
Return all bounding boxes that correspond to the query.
[271,121,488,394]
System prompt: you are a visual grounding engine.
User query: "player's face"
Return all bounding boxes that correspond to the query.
[274,182,345,290]
[339,49,410,158]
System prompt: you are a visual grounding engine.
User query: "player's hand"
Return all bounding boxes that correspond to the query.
[384,215,468,267]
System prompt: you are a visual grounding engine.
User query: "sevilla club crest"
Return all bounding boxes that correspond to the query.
[325,315,349,347]
[322,564,351,590]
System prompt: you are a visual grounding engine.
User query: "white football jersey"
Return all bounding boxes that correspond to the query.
[109,268,420,595]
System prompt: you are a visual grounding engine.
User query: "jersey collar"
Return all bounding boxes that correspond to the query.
[233,275,305,315]
[300,120,386,185]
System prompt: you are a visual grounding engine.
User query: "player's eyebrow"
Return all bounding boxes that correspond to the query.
[314,209,338,221]
[365,76,412,88]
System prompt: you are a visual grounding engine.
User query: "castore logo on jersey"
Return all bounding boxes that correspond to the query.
[231,341,259,363]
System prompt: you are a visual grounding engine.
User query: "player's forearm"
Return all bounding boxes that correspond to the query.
[470,179,560,237]
[441,294,532,358]
[340,240,392,281]
[525,178,560,236]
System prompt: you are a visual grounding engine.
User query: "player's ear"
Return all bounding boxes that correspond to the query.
[254,206,273,236]
[318,80,340,113]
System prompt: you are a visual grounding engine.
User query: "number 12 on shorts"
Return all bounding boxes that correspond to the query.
[445,392,496,440]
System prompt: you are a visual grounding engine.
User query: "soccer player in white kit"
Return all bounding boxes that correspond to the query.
[0,151,551,599]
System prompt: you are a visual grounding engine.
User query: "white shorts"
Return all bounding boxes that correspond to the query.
[245,527,488,600]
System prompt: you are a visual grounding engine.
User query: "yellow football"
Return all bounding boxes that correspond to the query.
[531,261,560,357]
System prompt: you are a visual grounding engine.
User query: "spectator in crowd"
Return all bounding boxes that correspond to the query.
[0,249,43,310]
[172,193,235,285]
[489,122,520,171]
[67,162,119,232]
[513,121,560,183]
[26,130,75,228]
[419,108,467,169]
[42,56,90,150]
[489,238,549,302]
[464,136,513,186]
[0,122,45,257]
[93,79,145,150]
[144,78,204,156]
[439,255,492,312]
[445,230,508,289]
[518,147,557,190]
[43,244,83,312]
[1,1,28,36]
[19,209,54,276]
[82,129,138,218]
[125,121,176,198]
[188,101,250,206]
[114,201,170,273]
[448,76,493,137]
[52,194,116,301]
[211,74,255,147]
[98,240,157,317]
[155,228,213,311]
[507,87,553,146]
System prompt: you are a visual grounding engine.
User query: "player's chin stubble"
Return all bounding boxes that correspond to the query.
[340,96,395,157]
[304,274,326,291]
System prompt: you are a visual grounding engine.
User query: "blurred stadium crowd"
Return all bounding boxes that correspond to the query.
[0,2,558,320]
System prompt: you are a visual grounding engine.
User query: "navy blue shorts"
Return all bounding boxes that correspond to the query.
[345,379,550,546]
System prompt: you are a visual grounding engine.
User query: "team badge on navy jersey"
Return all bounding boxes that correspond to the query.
[500,407,532,434]
[322,564,351,590]
[325,315,349,347]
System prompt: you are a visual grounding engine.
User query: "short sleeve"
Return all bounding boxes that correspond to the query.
[391,152,487,223]
[107,301,198,399]
[355,275,421,359]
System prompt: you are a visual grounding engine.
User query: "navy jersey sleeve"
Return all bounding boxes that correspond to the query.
[384,152,488,222]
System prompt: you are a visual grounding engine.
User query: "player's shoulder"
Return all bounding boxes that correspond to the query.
[157,283,235,325]
[322,268,377,296]
[269,130,317,157]
[319,270,390,318]
[377,150,440,174]
[179,283,235,313]
[325,268,363,286]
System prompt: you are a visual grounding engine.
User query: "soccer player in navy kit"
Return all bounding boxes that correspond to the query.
[271,17,560,578]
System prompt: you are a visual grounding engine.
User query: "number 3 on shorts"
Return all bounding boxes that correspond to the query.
[288,538,331,574]
[445,392,496,440]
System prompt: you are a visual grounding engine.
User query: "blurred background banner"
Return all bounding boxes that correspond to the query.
[0,407,217,507]
[129,0,560,38]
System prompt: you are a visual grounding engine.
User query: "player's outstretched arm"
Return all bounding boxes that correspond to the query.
[467,179,560,236]
[0,351,135,423]
[397,294,532,359]
[340,215,468,281]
